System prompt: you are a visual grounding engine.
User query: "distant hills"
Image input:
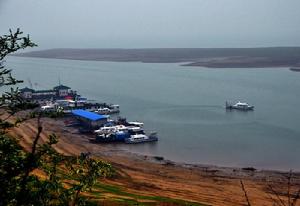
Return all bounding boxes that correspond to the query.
[13,47,300,68]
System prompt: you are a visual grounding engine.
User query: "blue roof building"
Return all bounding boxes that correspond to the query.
[72,109,108,130]
[72,109,106,121]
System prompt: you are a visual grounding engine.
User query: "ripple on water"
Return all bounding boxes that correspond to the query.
[147,105,256,125]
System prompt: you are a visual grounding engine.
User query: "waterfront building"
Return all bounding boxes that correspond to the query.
[20,84,77,101]
[71,109,108,130]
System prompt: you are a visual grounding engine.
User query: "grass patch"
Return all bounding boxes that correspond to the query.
[58,164,208,205]
[94,183,208,206]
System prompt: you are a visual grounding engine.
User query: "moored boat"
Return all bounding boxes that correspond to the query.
[95,133,117,143]
[125,131,158,144]
[94,124,158,144]
[108,104,120,113]
[95,107,111,115]
[94,104,120,115]
[128,121,144,127]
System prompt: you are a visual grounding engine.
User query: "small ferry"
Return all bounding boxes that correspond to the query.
[94,125,128,135]
[109,104,120,113]
[125,132,158,144]
[128,121,144,127]
[226,101,254,111]
[95,107,111,115]
[94,104,120,115]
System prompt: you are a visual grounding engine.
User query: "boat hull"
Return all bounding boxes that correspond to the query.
[95,134,117,143]
[125,136,158,144]
[226,105,254,111]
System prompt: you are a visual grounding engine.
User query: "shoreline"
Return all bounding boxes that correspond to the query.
[12,47,300,69]
[7,114,300,205]
[11,55,298,69]
[290,67,300,72]
[96,141,300,173]
[6,111,299,174]
[95,145,300,178]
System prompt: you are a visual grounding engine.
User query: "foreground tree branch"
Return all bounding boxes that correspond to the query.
[0,29,114,206]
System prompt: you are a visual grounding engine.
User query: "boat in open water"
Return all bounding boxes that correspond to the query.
[226,101,254,111]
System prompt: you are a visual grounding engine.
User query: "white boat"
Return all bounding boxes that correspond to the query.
[41,105,56,111]
[41,102,60,112]
[95,105,120,114]
[125,132,158,144]
[95,107,111,114]
[108,104,120,113]
[128,121,144,127]
[226,101,254,111]
[94,124,128,135]
[94,123,158,144]
[115,125,128,132]
[94,126,116,135]
[127,126,143,131]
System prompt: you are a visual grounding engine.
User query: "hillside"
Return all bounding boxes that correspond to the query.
[6,113,300,206]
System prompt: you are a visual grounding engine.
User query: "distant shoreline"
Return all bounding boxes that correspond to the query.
[13,47,300,69]
[290,67,300,72]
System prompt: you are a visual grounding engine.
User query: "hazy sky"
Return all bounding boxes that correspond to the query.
[1,0,300,49]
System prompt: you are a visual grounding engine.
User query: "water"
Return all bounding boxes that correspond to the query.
[6,56,300,171]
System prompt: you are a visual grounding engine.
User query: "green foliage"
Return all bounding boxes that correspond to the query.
[0,28,36,61]
[92,183,205,206]
[0,29,38,115]
[0,133,114,206]
[0,29,114,206]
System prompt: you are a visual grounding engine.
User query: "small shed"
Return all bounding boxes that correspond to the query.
[71,109,107,130]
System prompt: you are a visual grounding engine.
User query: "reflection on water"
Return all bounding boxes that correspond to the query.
[7,56,300,170]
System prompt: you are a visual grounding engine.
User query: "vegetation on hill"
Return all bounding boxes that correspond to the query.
[0,29,114,206]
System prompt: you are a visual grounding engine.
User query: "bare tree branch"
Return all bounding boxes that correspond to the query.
[288,170,292,206]
[240,180,252,206]
[268,184,286,206]
[292,189,300,206]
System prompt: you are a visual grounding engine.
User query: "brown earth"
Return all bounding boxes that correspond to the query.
[6,114,300,206]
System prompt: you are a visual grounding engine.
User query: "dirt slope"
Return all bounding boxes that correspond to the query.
[7,116,300,206]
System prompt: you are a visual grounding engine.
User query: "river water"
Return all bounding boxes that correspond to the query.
[6,56,300,171]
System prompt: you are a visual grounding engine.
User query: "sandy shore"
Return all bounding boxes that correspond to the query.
[14,47,300,69]
[7,115,300,206]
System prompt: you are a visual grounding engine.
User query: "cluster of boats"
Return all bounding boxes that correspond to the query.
[94,118,158,144]
[40,97,159,144]
[40,98,120,115]
[41,94,253,145]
